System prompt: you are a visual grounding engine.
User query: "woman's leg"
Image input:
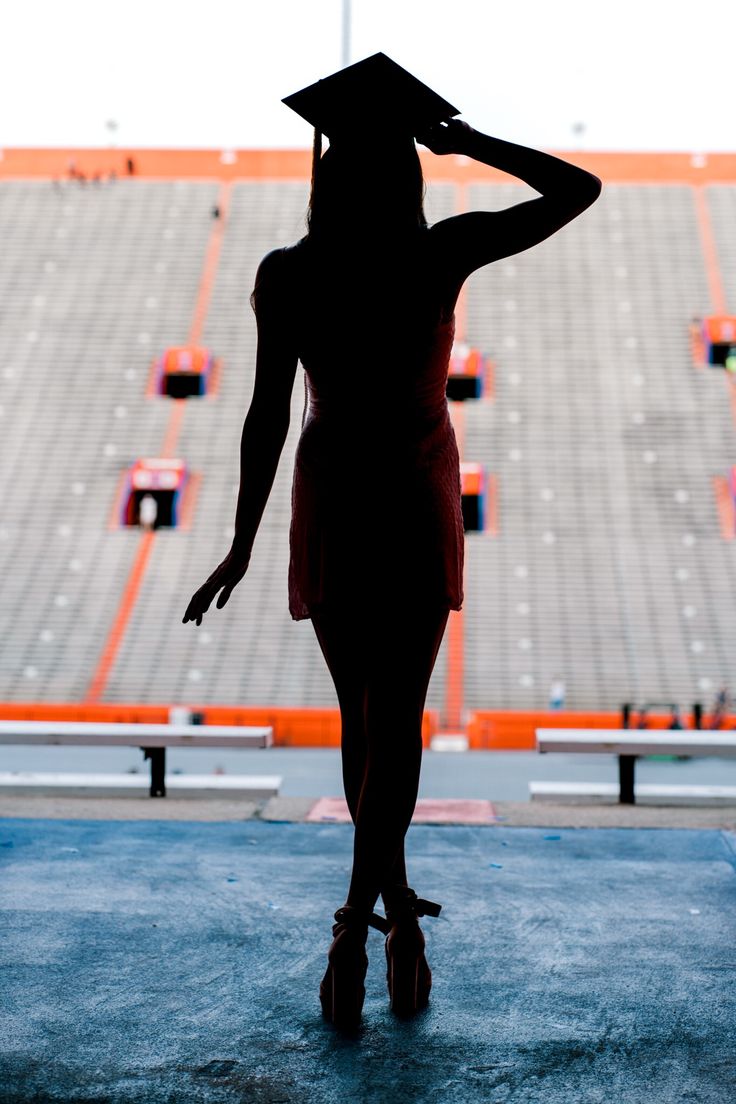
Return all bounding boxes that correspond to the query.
[311,600,449,914]
[311,605,409,896]
[310,605,368,823]
[348,601,449,913]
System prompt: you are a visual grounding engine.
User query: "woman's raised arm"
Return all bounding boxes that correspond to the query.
[420,120,602,278]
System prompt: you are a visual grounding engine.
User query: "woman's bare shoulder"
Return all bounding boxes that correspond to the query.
[252,241,309,309]
[256,240,307,279]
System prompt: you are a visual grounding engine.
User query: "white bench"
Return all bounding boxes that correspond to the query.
[0,771,282,799]
[0,720,275,798]
[533,729,736,805]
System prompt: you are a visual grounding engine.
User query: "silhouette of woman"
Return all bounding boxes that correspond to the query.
[183,57,601,1028]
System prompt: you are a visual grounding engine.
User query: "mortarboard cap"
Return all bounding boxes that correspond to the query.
[282,53,460,141]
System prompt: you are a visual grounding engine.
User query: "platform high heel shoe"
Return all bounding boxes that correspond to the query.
[319,905,391,1029]
[383,886,442,1016]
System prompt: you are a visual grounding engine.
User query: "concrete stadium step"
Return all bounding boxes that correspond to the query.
[0,771,281,799]
[529,780,736,806]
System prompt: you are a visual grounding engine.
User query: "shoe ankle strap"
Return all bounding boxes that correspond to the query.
[414,896,442,918]
[384,886,442,922]
[333,905,392,935]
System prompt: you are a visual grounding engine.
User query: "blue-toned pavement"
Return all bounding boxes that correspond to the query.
[1,818,735,1103]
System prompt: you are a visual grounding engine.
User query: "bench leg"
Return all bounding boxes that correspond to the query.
[142,748,166,797]
[618,755,636,804]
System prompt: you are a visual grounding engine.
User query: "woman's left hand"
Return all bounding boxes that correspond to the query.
[415,118,474,156]
[182,549,251,626]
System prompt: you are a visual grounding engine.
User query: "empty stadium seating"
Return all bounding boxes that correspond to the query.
[0,170,734,714]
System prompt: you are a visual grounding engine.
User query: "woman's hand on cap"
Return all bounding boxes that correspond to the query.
[416,119,473,156]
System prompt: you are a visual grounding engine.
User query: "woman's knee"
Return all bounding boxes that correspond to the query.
[340,705,368,755]
[363,697,425,762]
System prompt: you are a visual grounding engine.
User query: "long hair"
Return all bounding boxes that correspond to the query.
[306,128,427,241]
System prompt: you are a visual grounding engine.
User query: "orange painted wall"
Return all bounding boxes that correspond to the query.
[467,711,620,750]
[467,709,722,749]
[0,702,437,748]
[0,703,725,750]
[1,147,735,183]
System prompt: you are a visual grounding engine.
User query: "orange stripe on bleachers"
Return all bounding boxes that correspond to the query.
[692,187,735,425]
[106,470,130,531]
[693,186,727,315]
[450,402,465,464]
[144,356,160,398]
[445,372,466,728]
[485,357,495,400]
[160,399,187,459]
[445,607,464,730]
[486,473,499,536]
[206,357,222,397]
[87,185,231,701]
[178,471,202,531]
[160,182,232,458]
[689,324,706,370]
[188,182,232,345]
[85,531,156,702]
[712,476,735,540]
[443,178,470,731]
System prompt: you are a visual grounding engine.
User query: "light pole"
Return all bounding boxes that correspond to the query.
[341,0,351,67]
[571,121,586,149]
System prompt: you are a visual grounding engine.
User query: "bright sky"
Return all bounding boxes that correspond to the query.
[3,0,734,152]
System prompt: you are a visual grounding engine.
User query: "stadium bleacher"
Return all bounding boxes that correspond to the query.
[1,155,735,719]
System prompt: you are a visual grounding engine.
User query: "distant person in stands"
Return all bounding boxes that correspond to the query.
[212,204,221,220]
[126,157,136,176]
[548,674,566,710]
[709,686,731,729]
[668,706,684,730]
[139,494,158,531]
[182,53,601,1029]
[67,159,86,185]
[637,707,649,729]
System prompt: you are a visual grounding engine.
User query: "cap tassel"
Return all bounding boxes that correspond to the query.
[311,127,323,193]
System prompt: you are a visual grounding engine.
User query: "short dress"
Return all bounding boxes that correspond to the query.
[287,295,465,621]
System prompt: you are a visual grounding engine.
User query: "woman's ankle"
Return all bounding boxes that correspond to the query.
[345,887,380,916]
[380,881,410,910]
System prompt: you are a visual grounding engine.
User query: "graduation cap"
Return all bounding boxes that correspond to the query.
[282,52,460,142]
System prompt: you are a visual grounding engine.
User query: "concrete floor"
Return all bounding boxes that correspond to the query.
[1,792,736,830]
[1,816,735,1103]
